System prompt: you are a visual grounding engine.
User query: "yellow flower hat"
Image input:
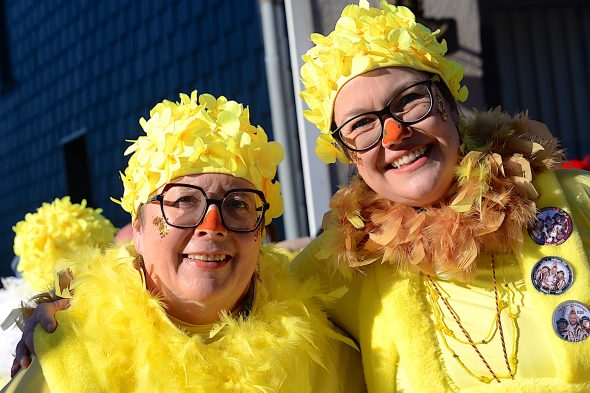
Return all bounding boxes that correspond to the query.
[119,90,284,224]
[13,197,116,290]
[300,0,469,163]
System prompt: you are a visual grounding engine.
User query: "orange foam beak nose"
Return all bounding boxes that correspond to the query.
[383,118,403,144]
[196,208,226,232]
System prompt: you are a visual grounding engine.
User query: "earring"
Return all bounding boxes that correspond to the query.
[239,271,258,318]
[132,255,146,287]
[152,216,169,238]
[435,89,448,122]
[253,226,263,241]
[132,254,145,271]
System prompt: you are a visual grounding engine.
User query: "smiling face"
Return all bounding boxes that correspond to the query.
[133,173,262,324]
[333,67,460,207]
[569,312,579,326]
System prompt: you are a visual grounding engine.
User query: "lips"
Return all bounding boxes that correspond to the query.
[186,253,229,262]
[387,145,431,169]
[182,253,232,270]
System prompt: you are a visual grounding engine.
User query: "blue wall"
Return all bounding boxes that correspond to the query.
[0,0,272,276]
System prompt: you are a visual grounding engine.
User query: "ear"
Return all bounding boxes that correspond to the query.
[133,216,144,255]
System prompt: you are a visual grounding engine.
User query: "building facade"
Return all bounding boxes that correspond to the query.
[0,0,273,276]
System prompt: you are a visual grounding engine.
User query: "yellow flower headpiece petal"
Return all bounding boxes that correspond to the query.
[119,91,284,225]
[12,197,116,290]
[300,0,469,163]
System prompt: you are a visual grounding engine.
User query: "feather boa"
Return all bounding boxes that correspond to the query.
[35,245,353,392]
[319,109,563,279]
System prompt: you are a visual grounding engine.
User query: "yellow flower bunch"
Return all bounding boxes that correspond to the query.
[13,197,116,290]
[120,90,284,224]
[300,0,469,163]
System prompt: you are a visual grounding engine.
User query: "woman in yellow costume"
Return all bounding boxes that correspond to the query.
[292,1,590,391]
[3,91,363,392]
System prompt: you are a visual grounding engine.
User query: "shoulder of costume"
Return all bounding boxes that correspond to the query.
[460,108,563,173]
[553,168,590,189]
[257,243,351,313]
[52,242,137,298]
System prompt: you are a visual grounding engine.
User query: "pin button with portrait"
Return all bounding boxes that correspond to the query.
[528,207,573,246]
[531,256,574,295]
[553,301,590,343]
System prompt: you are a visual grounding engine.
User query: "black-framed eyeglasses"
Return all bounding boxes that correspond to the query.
[146,183,269,232]
[331,79,435,152]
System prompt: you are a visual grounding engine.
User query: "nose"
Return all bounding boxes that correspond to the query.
[195,205,227,237]
[382,117,411,147]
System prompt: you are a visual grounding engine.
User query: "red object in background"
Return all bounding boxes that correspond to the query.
[562,155,590,171]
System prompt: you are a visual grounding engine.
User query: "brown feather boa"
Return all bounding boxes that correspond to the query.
[319,109,563,280]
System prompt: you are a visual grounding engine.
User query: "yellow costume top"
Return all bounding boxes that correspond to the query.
[3,244,364,393]
[291,112,590,392]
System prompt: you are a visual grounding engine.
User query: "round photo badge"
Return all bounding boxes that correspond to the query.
[530,256,574,295]
[553,301,590,342]
[528,207,573,246]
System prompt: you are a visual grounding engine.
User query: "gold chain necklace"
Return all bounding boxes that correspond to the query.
[426,256,519,384]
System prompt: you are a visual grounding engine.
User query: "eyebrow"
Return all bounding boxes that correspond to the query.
[339,78,424,121]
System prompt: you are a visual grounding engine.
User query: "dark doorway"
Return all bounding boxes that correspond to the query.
[62,130,93,205]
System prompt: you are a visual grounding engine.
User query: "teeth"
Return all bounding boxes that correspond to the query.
[187,254,228,262]
[391,146,427,168]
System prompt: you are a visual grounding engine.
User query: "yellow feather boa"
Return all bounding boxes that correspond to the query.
[34,245,357,392]
[319,110,563,279]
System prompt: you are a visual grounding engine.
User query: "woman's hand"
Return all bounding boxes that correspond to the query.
[10,298,70,377]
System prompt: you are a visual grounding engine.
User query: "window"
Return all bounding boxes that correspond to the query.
[61,129,93,205]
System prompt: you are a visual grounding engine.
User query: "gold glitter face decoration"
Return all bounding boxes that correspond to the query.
[152,216,169,238]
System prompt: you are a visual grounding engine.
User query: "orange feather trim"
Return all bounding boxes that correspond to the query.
[322,110,563,280]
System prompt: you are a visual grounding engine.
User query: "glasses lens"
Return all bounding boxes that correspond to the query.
[388,83,432,123]
[221,191,264,231]
[161,186,207,227]
[339,114,382,150]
